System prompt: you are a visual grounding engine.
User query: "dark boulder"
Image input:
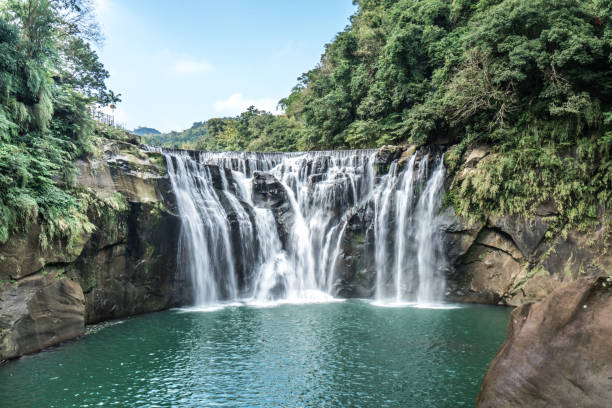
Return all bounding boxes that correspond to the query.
[204,164,234,192]
[252,172,295,248]
[374,145,404,175]
[335,203,376,297]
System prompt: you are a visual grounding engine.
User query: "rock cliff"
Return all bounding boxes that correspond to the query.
[443,145,611,306]
[0,138,185,360]
[1,141,609,361]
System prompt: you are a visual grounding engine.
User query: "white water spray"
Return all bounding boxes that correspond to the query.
[162,148,447,306]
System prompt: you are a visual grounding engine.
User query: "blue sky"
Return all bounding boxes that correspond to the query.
[94,0,357,132]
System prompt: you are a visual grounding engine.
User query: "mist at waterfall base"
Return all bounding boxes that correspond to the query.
[0,303,511,408]
[164,148,449,308]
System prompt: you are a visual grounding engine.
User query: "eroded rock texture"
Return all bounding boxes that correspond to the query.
[476,277,612,408]
[252,171,294,248]
[0,139,184,360]
[443,145,611,306]
[0,270,84,359]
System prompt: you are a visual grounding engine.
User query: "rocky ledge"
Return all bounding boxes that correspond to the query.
[0,138,185,360]
[477,276,612,407]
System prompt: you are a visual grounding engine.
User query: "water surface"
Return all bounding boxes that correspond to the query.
[0,301,510,407]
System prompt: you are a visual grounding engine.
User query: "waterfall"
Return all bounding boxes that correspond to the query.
[165,154,239,304]
[162,148,447,306]
[373,155,447,304]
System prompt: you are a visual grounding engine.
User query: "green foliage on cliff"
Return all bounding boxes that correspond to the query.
[441,0,612,229]
[0,0,117,245]
[177,0,609,229]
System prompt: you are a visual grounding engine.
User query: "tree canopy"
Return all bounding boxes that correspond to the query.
[158,0,611,229]
[0,0,119,245]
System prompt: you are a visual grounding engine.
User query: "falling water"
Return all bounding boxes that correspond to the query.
[373,155,447,304]
[162,148,447,306]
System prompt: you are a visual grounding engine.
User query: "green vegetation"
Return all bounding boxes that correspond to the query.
[132,126,160,136]
[1,0,610,242]
[147,108,304,152]
[144,121,207,148]
[0,0,119,246]
[191,107,303,152]
[159,0,611,229]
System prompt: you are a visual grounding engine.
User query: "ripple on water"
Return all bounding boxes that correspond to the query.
[369,299,464,309]
[0,302,511,408]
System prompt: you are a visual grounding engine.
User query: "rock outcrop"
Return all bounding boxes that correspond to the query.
[0,138,184,360]
[0,269,85,359]
[443,145,611,306]
[444,211,610,306]
[252,172,294,248]
[374,145,404,174]
[476,277,612,408]
[335,203,376,297]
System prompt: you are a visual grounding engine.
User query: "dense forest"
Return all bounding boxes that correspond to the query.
[156,0,611,230]
[0,0,121,246]
[1,0,610,247]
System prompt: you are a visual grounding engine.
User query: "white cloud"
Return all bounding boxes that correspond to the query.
[213,93,280,115]
[172,59,213,74]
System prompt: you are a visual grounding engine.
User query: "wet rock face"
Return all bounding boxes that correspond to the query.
[203,164,234,191]
[487,215,552,261]
[477,277,612,408]
[252,172,294,248]
[455,229,524,304]
[443,145,611,305]
[74,142,186,324]
[443,209,611,306]
[252,172,287,205]
[335,203,376,298]
[78,201,183,324]
[374,145,404,175]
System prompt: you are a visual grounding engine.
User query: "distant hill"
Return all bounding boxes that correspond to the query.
[132,126,161,136]
[141,121,207,148]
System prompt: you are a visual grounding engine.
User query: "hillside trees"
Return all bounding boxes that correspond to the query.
[153,107,302,152]
[0,0,118,244]
[166,0,610,228]
[280,0,610,228]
